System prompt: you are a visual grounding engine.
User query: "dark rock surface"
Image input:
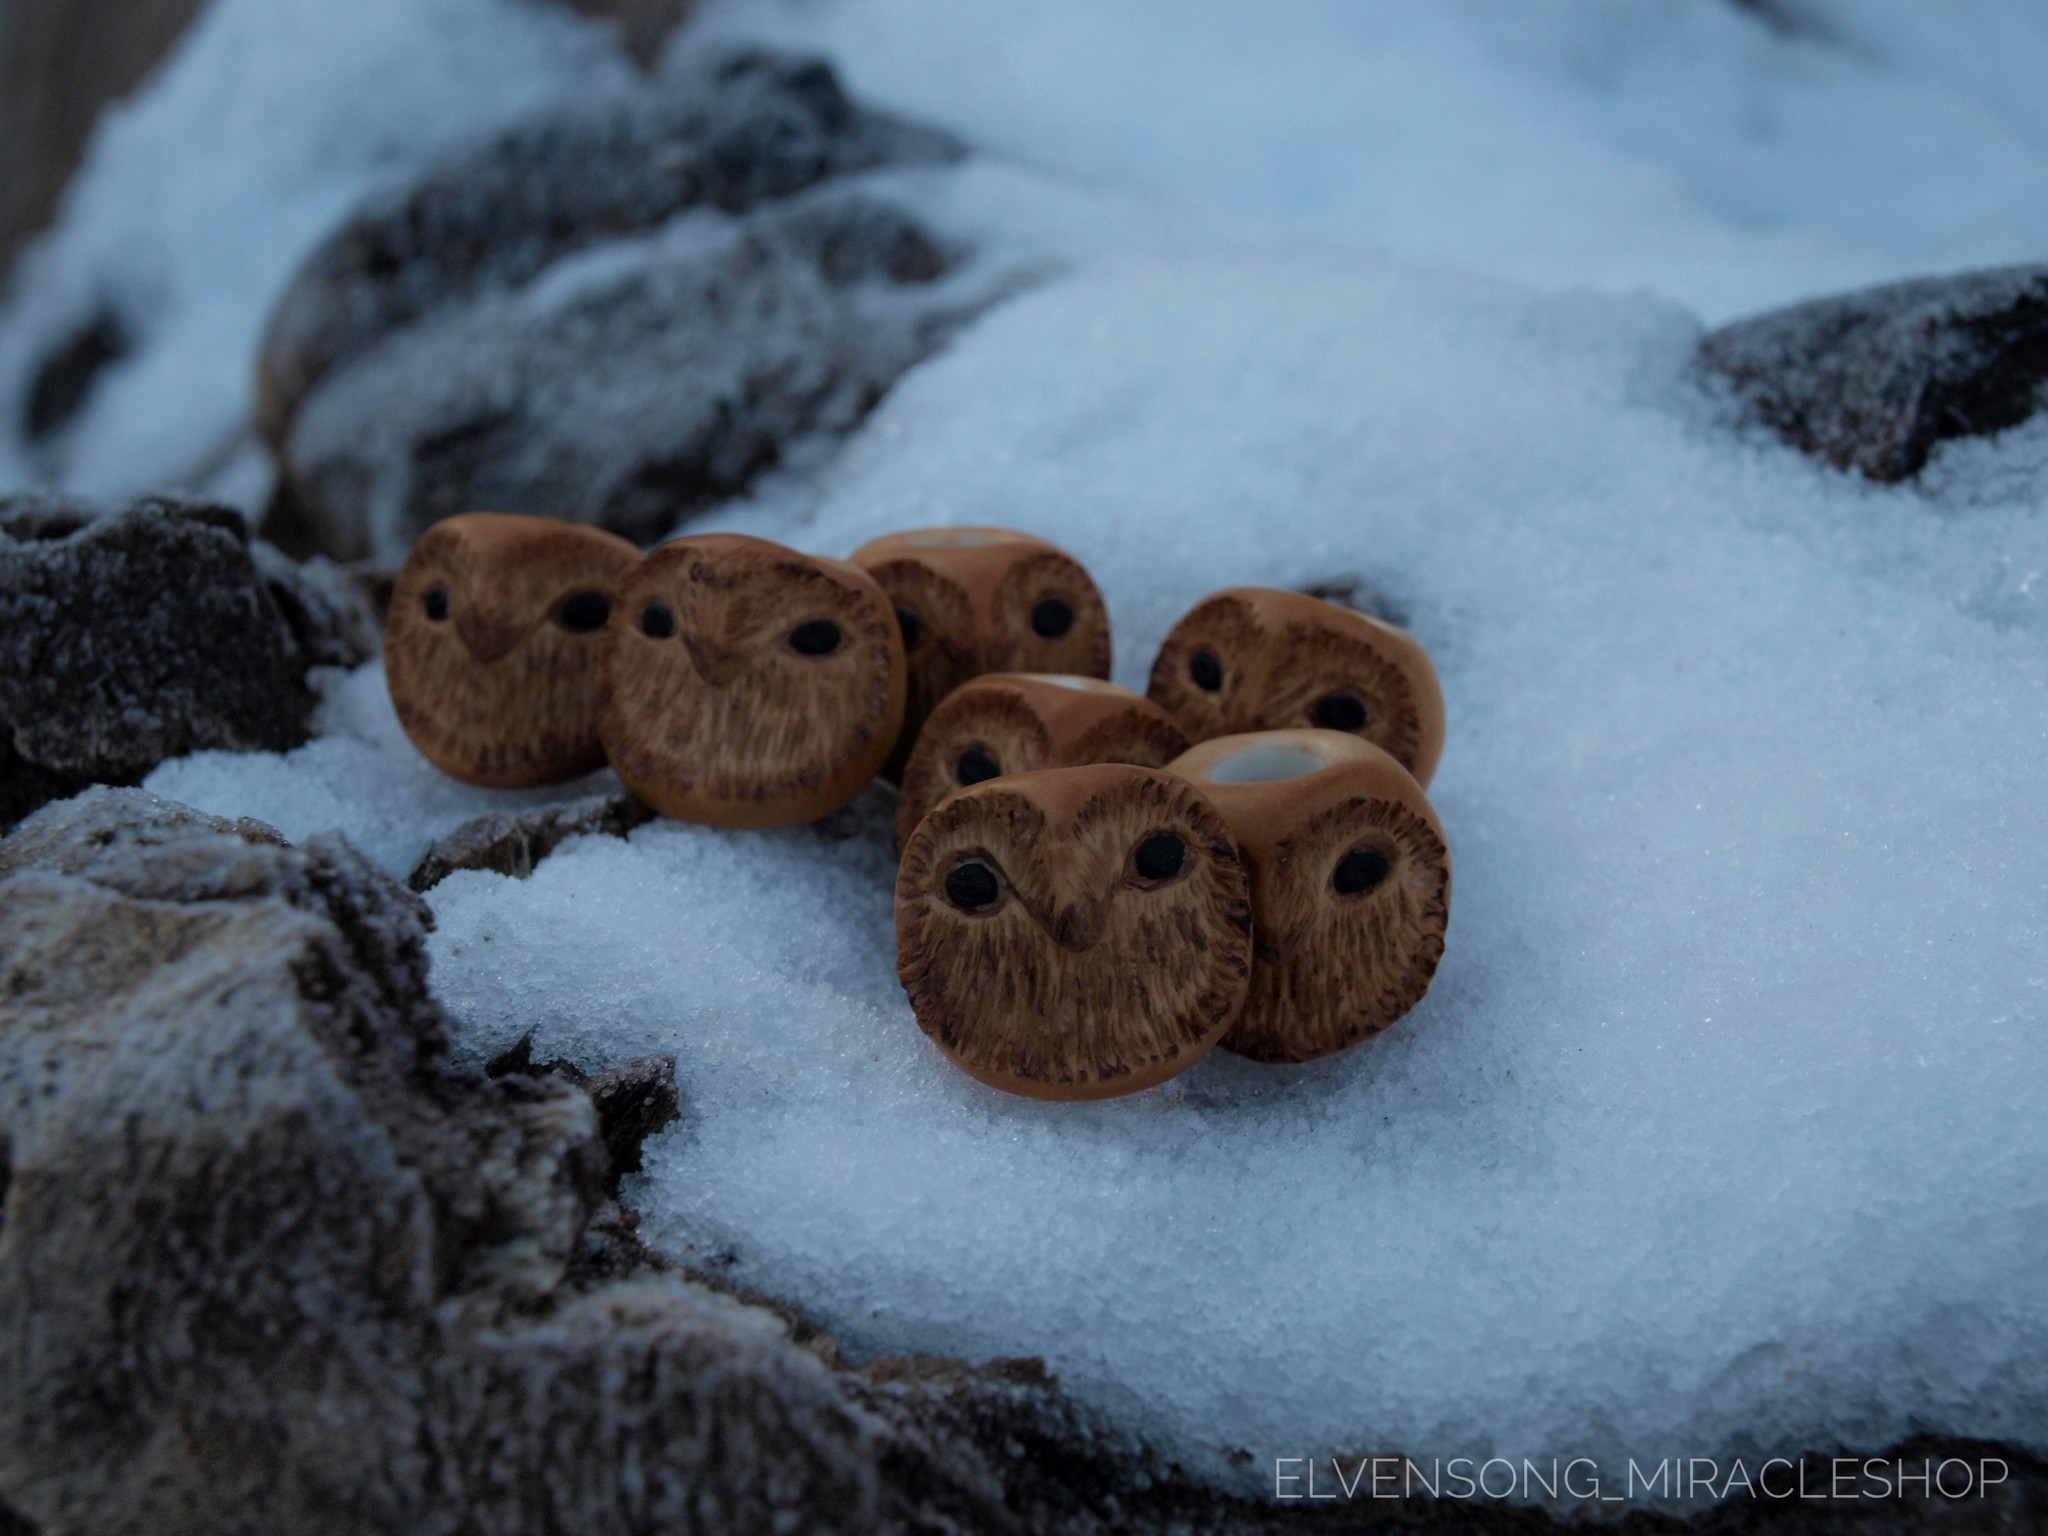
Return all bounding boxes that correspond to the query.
[406,791,655,892]
[257,52,996,563]
[1696,263,2048,482]
[0,494,376,830]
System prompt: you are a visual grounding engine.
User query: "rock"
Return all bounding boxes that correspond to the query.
[1696,263,2048,482]
[406,791,655,892]
[2,787,2044,1531]
[257,53,995,563]
[255,49,958,445]
[0,495,377,830]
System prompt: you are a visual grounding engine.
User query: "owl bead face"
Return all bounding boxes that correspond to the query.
[894,673,1190,852]
[895,763,1253,1100]
[599,534,906,827]
[848,527,1112,776]
[1148,587,1445,786]
[385,512,641,788]
[1169,729,1451,1063]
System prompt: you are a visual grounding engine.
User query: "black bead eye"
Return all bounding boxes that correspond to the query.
[1333,847,1390,896]
[1189,650,1222,691]
[423,585,450,622]
[641,602,675,639]
[955,747,1000,785]
[789,619,842,655]
[1133,833,1185,882]
[944,860,1001,911]
[1031,597,1075,638]
[895,606,922,649]
[557,591,610,633]
[1312,691,1368,732]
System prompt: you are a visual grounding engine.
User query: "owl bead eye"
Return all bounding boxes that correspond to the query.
[944,860,1001,911]
[1332,845,1390,895]
[640,602,675,638]
[1312,691,1368,732]
[789,619,842,655]
[1133,833,1185,881]
[422,585,450,622]
[1188,650,1223,691]
[955,747,1000,785]
[556,591,611,633]
[1031,597,1075,638]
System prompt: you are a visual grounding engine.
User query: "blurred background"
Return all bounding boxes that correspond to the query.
[3,0,2046,548]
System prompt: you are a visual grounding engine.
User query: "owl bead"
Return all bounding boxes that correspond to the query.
[847,527,1112,776]
[599,533,906,827]
[1168,729,1451,1063]
[385,512,641,788]
[893,673,1190,852]
[1147,587,1445,786]
[895,763,1254,1101]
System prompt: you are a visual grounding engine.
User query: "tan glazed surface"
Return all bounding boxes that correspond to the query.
[893,673,1190,851]
[895,763,1253,1100]
[600,533,906,827]
[385,512,641,789]
[1170,729,1451,1062]
[848,526,1112,777]
[1148,586,1446,786]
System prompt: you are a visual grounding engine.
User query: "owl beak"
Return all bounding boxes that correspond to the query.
[1048,899,1106,954]
[455,614,522,665]
[683,637,746,688]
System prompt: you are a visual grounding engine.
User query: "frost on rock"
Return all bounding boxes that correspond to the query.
[256,48,961,440]
[0,494,376,829]
[1697,263,2048,482]
[260,51,997,562]
[278,189,995,562]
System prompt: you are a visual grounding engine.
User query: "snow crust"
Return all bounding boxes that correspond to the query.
[22,0,2048,1506]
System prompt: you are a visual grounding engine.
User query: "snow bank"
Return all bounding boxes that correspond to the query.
[154,249,2048,1496]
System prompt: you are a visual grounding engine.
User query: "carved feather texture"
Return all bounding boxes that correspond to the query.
[385,513,639,788]
[600,535,905,826]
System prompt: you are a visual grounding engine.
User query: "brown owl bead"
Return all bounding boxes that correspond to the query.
[385,512,641,788]
[598,533,906,828]
[895,763,1253,1101]
[1168,729,1450,1064]
[847,527,1112,777]
[1148,587,1445,786]
[894,673,1190,852]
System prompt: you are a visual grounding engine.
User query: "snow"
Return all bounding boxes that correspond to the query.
[17,0,2048,1510]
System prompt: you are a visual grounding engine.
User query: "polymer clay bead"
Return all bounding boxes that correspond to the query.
[600,533,905,827]
[1148,586,1445,786]
[385,512,640,788]
[895,763,1253,1100]
[892,672,1189,851]
[847,527,1111,775]
[1168,729,1450,1062]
